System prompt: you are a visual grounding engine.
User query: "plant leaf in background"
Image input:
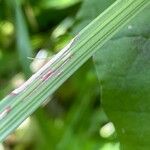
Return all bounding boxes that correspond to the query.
[72,0,116,34]
[14,0,32,78]
[94,4,150,150]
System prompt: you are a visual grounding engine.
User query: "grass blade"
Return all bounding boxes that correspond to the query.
[14,0,32,77]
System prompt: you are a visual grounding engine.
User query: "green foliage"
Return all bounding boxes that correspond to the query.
[73,0,115,34]
[0,0,149,149]
[14,0,32,77]
[94,5,150,150]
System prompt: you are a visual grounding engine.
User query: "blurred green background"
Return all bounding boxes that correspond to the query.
[0,0,119,149]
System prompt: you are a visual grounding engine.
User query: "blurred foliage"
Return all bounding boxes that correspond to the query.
[94,37,150,150]
[0,0,120,150]
[94,4,150,150]
[72,0,116,34]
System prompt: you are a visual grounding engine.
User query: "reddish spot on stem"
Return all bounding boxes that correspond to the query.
[10,92,17,96]
[41,70,54,81]
[0,106,11,120]
[6,106,11,112]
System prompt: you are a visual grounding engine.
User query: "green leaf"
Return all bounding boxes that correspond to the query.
[73,0,150,38]
[94,10,150,149]
[114,5,150,38]
[73,0,115,34]
[0,0,149,142]
[78,1,150,148]
[14,0,32,78]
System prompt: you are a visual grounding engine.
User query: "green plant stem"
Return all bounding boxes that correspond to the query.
[0,0,149,141]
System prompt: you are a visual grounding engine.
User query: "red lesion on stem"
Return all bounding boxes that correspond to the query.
[41,70,54,81]
[0,106,11,120]
[5,106,11,113]
[10,92,18,96]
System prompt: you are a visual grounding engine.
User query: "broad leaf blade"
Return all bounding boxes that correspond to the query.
[94,35,150,149]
